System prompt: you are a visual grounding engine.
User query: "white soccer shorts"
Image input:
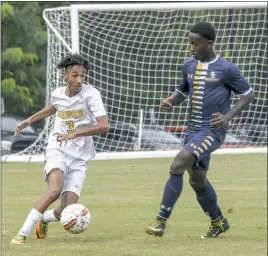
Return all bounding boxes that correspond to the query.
[44,148,87,198]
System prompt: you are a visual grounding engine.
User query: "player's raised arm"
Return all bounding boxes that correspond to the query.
[15,104,57,136]
[211,64,254,128]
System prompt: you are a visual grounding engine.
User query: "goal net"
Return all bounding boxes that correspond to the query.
[3,2,267,162]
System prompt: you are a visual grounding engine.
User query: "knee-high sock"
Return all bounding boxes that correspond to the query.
[157,174,183,221]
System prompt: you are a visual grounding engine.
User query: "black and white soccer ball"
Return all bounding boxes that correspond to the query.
[60,204,91,234]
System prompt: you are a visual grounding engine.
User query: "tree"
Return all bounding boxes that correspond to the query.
[1,1,70,117]
[1,2,48,116]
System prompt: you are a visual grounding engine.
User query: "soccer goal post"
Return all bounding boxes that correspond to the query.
[2,2,267,163]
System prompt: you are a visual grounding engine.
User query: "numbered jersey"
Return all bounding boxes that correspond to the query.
[46,84,107,161]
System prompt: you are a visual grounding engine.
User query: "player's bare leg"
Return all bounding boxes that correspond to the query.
[37,168,85,239]
[55,191,79,218]
[187,167,230,238]
[36,191,79,239]
[11,169,63,244]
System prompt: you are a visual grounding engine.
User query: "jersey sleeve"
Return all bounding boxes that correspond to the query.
[50,89,59,107]
[175,63,189,97]
[226,63,252,96]
[88,89,107,117]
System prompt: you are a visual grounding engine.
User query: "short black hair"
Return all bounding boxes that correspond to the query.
[57,53,90,70]
[190,21,216,41]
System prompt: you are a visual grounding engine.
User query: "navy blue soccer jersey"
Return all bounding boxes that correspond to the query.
[176,55,252,135]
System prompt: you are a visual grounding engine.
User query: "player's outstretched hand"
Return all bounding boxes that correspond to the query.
[14,119,32,136]
[54,132,76,147]
[160,97,173,112]
[211,112,229,128]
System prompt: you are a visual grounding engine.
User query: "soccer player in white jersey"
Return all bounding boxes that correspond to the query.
[11,54,109,244]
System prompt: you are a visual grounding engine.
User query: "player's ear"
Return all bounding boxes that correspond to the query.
[63,71,67,80]
[207,40,214,50]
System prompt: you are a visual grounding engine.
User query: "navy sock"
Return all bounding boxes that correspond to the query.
[157,174,183,221]
[194,180,222,221]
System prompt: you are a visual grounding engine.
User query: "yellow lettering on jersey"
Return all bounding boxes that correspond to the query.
[57,109,85,120]
[78,109,85,118]
[62,111,67,119]
[65,111,72,119]
[57,110,63,119]
[188,74,193,78]
[72,110,78,119]
[57,110,67,119]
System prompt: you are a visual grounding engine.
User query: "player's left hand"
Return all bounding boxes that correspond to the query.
[54,132,76,147]
[211,112,229,128]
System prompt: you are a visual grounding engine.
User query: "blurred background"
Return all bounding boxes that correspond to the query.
[1,1,267,157]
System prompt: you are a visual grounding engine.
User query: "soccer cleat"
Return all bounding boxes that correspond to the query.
[10,234,26,244]
[201,217,230,238]
[145,219,166,237]
[35,220,48,239]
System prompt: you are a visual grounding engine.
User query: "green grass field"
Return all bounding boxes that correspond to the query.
[2,154,267,256]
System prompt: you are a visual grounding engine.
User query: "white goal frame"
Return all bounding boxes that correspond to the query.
[68,2,268,55]
[2,2,267,163]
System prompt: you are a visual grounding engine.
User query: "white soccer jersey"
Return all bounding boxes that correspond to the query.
[46,84,107,161]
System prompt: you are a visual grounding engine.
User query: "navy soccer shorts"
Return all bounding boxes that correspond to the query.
[184,129,225,171]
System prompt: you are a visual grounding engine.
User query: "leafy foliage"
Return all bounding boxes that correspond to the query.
[1,1,69,117]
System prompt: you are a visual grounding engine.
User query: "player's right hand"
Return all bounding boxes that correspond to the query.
[14,119,31,136]
[160,97,173,112]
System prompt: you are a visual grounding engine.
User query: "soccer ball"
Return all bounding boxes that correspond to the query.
[60,204,91,234]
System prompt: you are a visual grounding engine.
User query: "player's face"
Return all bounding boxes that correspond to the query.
[189,32,213,61]
[64,65,86,93]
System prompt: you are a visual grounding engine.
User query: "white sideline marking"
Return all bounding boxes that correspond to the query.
[213,178,267,182]
[1,148,267,163]
[3,169,27,172]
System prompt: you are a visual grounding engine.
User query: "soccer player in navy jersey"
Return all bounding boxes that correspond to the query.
[145,21,254,238]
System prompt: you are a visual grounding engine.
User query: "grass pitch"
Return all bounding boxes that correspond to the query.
[1,154,267,256]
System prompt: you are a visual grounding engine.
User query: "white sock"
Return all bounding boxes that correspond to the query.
[43,208,59,222]
[18,208,43,237]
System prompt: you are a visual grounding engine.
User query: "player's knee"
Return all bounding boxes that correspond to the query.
[170,152,193,175]
[46,189,61,202]
[170,159,186,175]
